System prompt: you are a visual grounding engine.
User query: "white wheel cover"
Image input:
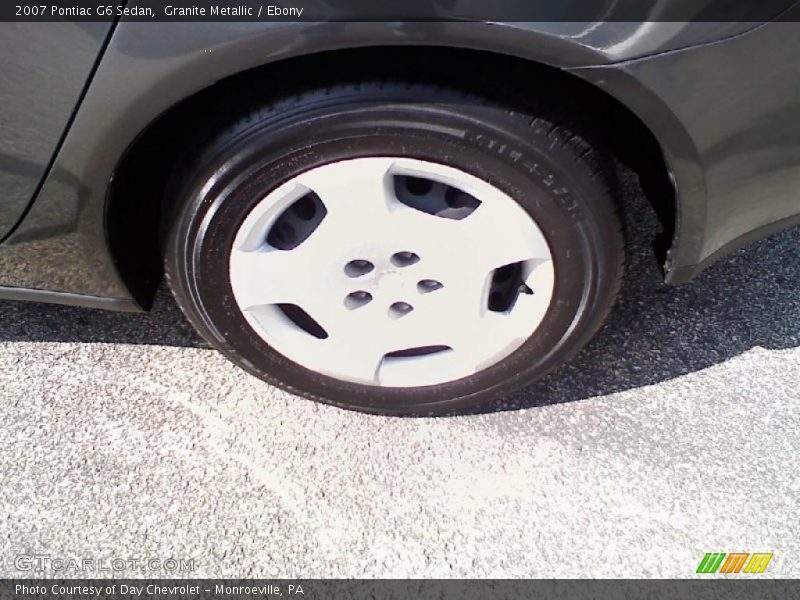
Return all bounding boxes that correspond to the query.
[229,157,554,387]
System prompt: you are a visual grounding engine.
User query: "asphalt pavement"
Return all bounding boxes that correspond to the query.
[0,187,798,578]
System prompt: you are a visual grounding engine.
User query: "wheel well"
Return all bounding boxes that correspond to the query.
[107,46,676,309]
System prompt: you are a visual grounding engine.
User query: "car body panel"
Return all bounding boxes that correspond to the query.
[0,22,112,240]
[0,18,799,308]
[573,20,800,281]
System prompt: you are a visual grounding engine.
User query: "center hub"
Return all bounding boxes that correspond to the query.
[376,271,407,294]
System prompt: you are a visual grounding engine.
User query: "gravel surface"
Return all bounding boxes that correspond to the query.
[0,188,798,578]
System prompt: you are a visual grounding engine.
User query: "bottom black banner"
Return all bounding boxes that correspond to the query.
[1,580,798,600]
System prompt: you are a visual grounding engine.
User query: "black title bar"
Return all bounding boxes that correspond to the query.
[4,0,800,22]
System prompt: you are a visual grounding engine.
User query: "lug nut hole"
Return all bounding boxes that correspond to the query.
[345,291,372,309]
[344,259,375,277]
[417,279,443,294]
[390,252,420,267]
[389,302,414,319]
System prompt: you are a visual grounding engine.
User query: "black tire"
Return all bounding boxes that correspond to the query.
[164,82,624,416]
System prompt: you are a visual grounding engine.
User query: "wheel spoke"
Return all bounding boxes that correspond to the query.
[373,306,499,385]
[295,157,398,250]
[457,200,551,271]
[386,195,550,274]
[384,292,484,354]
[229,246,310,309]
[309,338,387,385]
[467,261,556,360]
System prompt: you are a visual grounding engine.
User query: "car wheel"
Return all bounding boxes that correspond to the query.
[164,82,624,415]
